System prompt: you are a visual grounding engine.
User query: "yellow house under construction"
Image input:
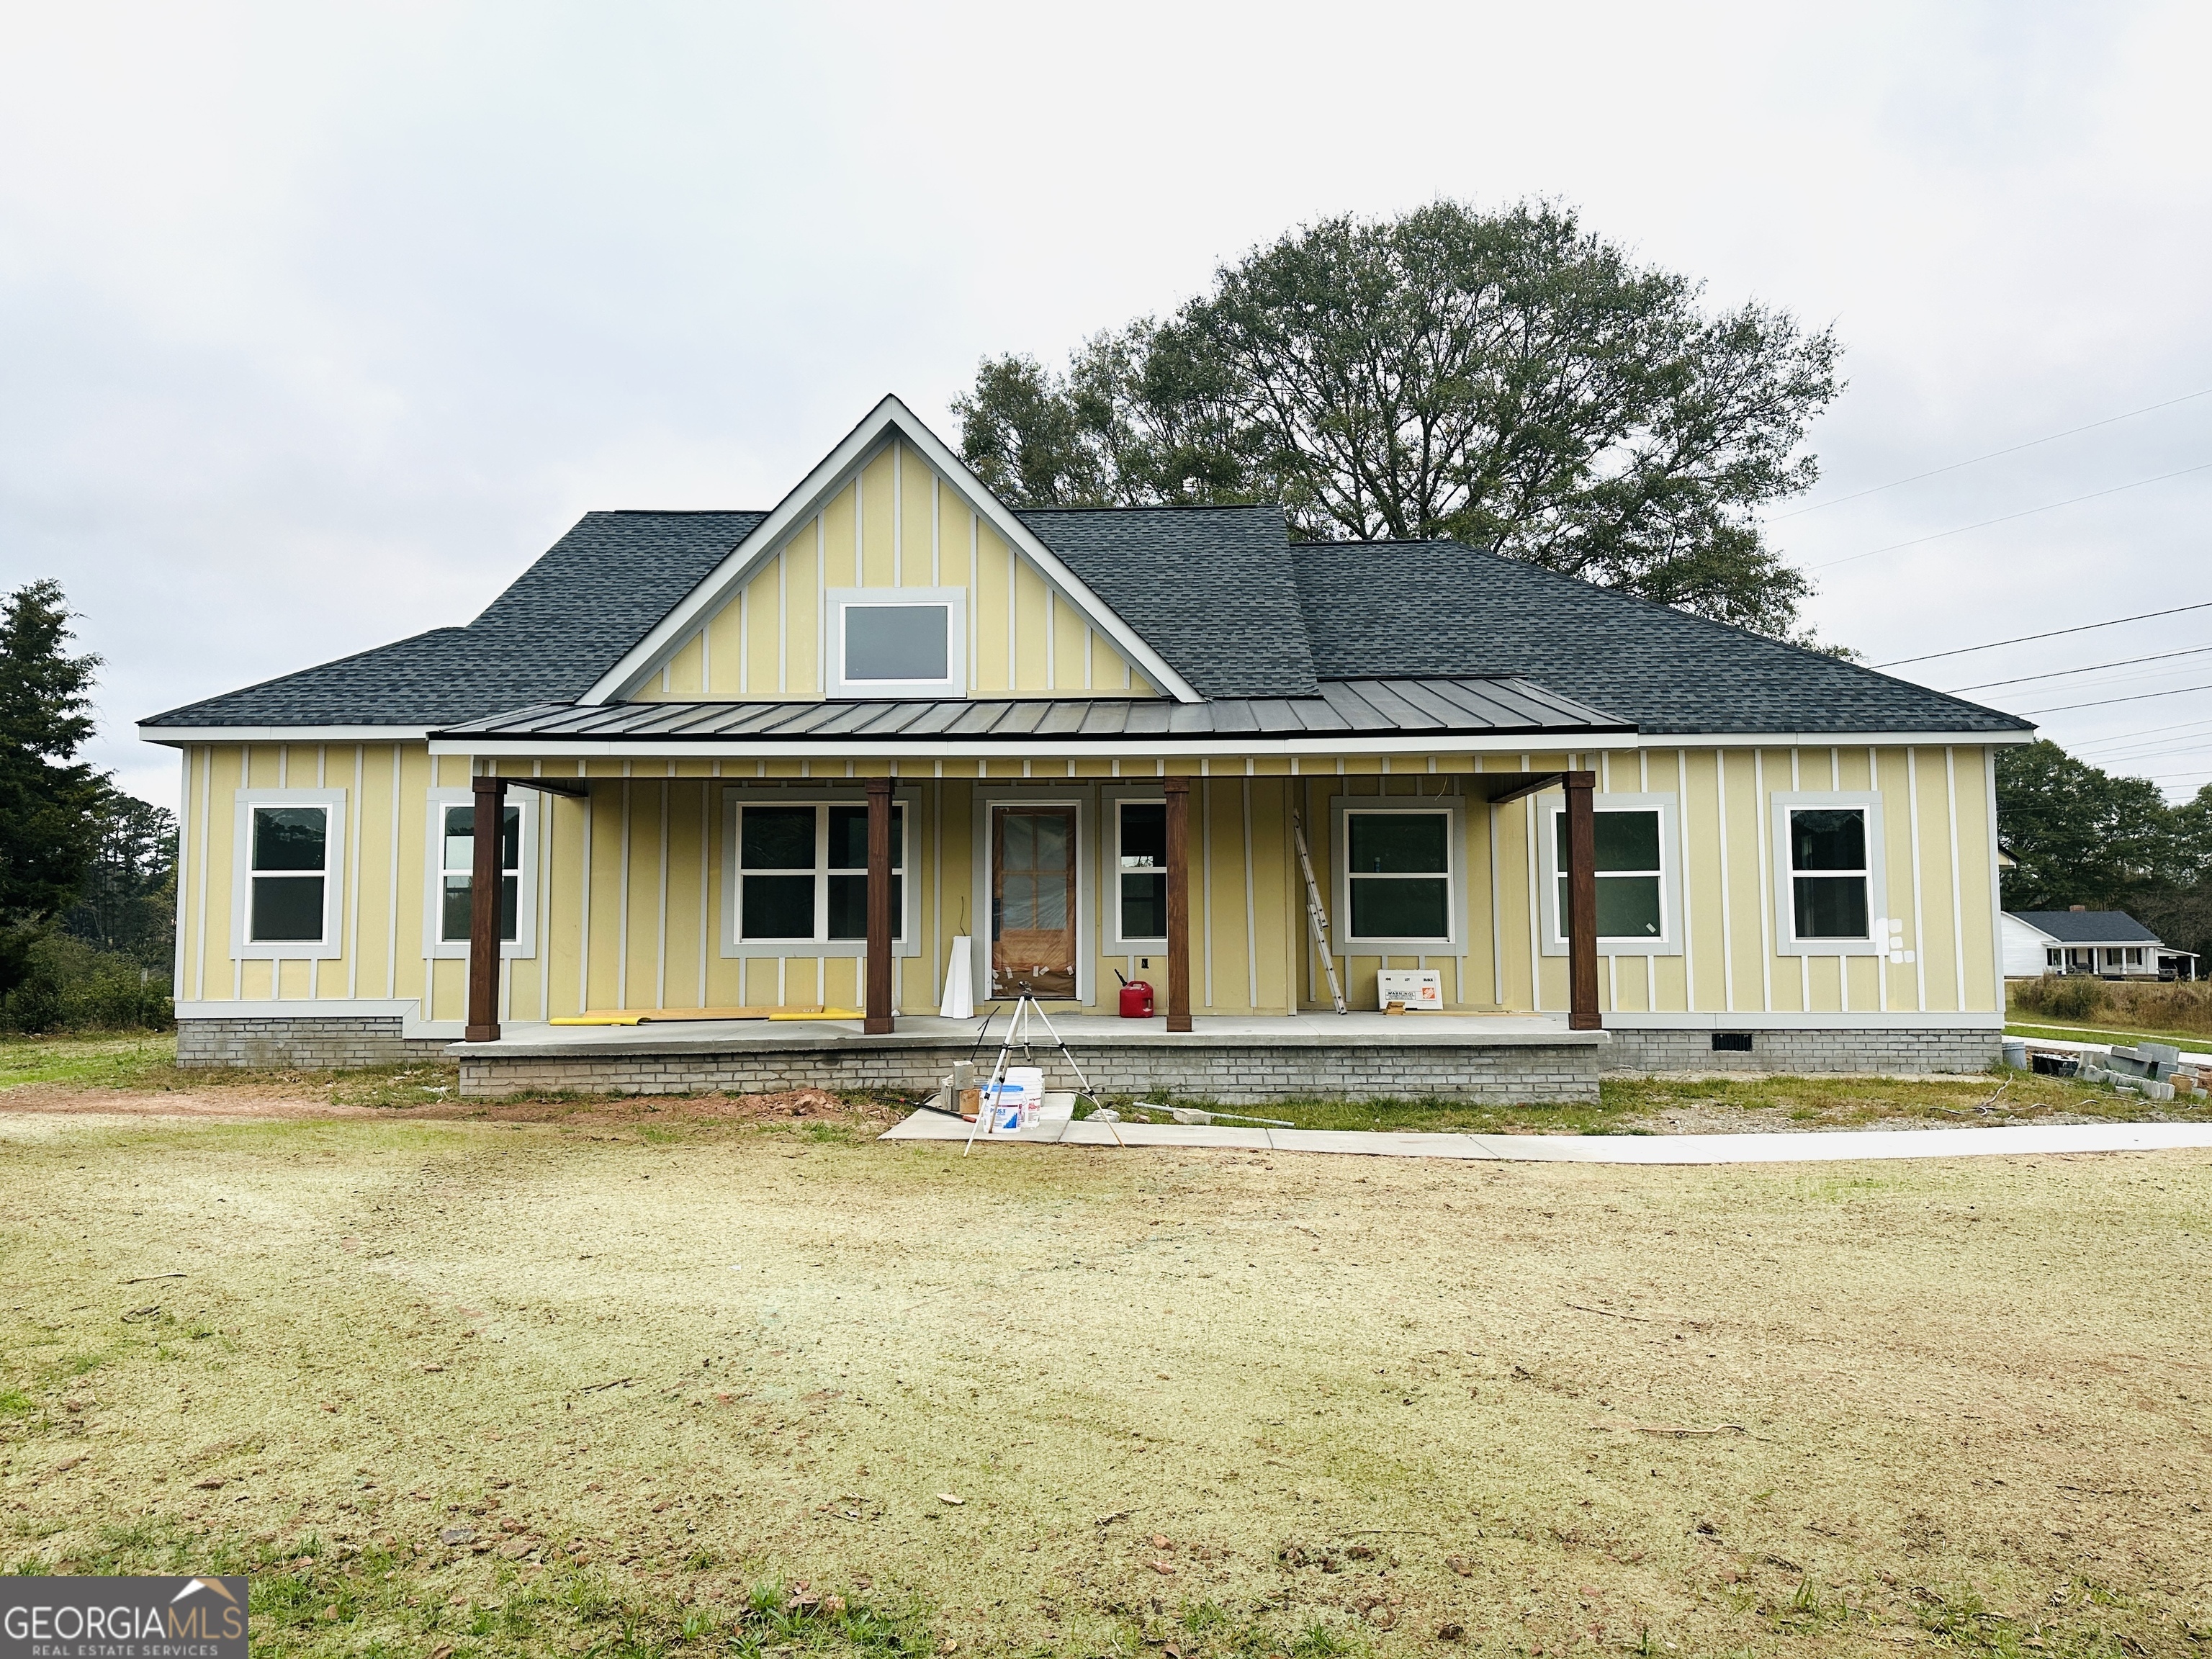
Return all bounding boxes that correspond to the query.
[140,397,2031,1099]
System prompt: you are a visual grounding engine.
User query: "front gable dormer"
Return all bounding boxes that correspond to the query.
[592,396,1195,706]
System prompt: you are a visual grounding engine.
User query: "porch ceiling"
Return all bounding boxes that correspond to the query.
[429,675,1636,757]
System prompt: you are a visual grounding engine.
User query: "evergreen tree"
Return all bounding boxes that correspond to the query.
[0,580,107,996]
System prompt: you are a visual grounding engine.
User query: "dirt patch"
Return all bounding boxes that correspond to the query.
[0,1083,899,1130]
[2,1117,2206,1655]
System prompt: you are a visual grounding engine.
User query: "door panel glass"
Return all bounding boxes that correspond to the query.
[992,807,1078,997]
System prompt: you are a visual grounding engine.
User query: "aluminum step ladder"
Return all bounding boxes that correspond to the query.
[1291,810,1348,1015]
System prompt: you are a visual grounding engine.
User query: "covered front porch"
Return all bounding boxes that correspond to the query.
[428,688,1632,1098]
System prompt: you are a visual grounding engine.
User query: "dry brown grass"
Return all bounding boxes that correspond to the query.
[4,1109,2210,1657]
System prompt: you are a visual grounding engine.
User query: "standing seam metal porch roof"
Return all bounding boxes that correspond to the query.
[431,678,1635,745]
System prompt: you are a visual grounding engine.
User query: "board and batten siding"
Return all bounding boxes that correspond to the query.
[172,742,2003,1026]
[629,438,1157,702]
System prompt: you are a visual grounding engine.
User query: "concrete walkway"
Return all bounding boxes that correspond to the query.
[880,1111,2212,1164]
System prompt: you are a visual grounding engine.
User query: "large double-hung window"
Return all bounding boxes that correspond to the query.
[423,789,537,958]
[1330,799,1466,953]
[232,788,348,959]
[1107,796,1167,948]
[723,794,916,955]
[1771,792,1887,956]
[1539,793,1681,955]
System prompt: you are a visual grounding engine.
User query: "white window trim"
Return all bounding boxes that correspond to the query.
[824,586,967,700]
[972,791,1096,1004]
[1537,792,1682,957]
[1101,785,1168,953]
[1771,791,1889,958]
[230,788,347,961]
[422,788,539,960]
[1329,795,1468,957]
[720,787,921,959]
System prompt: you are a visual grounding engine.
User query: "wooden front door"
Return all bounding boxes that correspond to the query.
[992,805,1077,998]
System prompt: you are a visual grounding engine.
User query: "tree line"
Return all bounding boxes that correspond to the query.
[1,580,174,1030]
[1997,740,2212,968]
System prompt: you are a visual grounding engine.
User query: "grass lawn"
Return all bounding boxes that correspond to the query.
[3,1102,2208,1657]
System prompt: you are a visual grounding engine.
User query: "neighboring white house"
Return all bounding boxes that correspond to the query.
[2002,909,2198,980]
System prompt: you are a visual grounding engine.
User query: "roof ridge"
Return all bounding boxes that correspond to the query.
[1016,502,1282,515]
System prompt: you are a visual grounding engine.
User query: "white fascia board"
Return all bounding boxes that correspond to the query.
[431,730,1639,762]
[138,725,431,745]
[580,394,1203,706]
[1606,1011,2007,1031]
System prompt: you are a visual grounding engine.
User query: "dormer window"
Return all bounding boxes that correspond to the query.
[826,588,965,698]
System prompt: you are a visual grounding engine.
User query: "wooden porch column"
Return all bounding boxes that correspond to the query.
[464,775,508,1044]
[1563,770,1601,1032]
[864,776,894,1035]
[1164,776,1193,1032]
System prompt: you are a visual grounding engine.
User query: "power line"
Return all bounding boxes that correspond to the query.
[1946,642,2212,693]
[2074,714,2212,748]
[2018,681,2212,716]
[1776,386,2212,519]
[1875,600,2212,668]
[1810,462,2212,572]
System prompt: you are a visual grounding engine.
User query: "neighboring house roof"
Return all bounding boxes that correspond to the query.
[2007,910,2164,945]
[142,499,2033,740]
[436,676,1632,747]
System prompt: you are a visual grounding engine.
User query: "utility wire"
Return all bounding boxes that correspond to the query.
[1777,385,2212,519]
[1811,461,2212,571]
[1946,642,2212,693]
[1875,600,2212,668]
[2018,681,2212,716]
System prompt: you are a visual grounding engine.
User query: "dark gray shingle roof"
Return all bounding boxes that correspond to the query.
[143,500,2032,740]
[1290,540,2030,737]
[143,511,764,728]
[1016,505,1316,698]
[2009,910,2164,945]
[438,677,1630,745]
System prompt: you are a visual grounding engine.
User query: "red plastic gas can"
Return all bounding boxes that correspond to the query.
[1118,979,1155,1019]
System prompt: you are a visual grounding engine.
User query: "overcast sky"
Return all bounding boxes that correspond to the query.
[7,1,2210,810]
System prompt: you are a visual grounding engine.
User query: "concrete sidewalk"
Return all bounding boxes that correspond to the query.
[880,1111,2212,1164]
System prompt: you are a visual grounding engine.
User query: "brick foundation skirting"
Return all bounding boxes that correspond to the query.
[176,1016,447,1070]
[1600,1027,2000,1075]
[457,1040,1604,1105]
